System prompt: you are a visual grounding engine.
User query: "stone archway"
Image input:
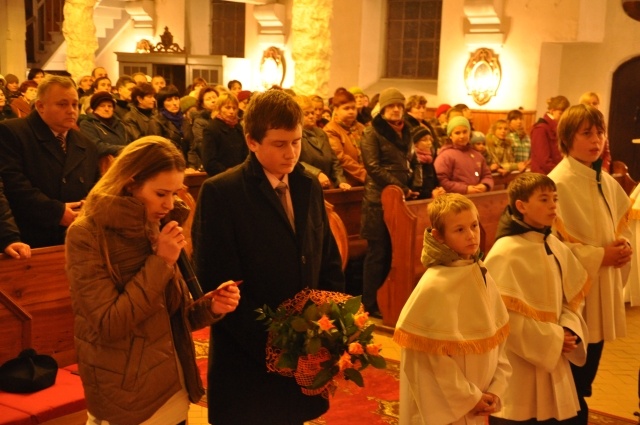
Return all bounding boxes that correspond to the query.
[609,56,640,181]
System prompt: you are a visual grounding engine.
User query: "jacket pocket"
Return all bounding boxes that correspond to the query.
[122,336,144,391]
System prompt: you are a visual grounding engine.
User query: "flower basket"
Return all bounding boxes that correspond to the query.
[256,288,386,398]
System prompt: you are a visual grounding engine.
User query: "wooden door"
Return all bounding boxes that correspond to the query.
[609,56,640,181]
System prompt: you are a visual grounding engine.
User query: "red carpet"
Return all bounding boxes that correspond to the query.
[192,330,633,425]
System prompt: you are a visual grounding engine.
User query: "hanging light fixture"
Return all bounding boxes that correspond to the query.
[464,48,502,106]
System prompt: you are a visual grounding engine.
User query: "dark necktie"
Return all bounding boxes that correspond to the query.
[275,182,295,230]
[56,133,66,153]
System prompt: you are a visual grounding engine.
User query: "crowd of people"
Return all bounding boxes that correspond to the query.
[0,67,634,425]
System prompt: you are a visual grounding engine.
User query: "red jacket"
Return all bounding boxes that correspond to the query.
[530,114,562,174]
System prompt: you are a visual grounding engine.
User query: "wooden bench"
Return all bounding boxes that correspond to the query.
[0,246,86,425]
[378,186,509,327]
[323,187,367,261]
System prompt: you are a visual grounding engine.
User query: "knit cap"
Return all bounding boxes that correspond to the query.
[434,103,451,118]
[180,95,197,113]
[378,87,405,111]
[411,126,433,144]
[90,91,116,111]
[348,86,364,95]
[447,116,470,136]
[470,131,486,145]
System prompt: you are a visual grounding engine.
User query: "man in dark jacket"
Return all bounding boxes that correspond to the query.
[360,87,419,317]
[192,89,345,425]
[0,75,99,247]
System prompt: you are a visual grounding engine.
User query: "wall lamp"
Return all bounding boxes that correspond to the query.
[464,48,501,106]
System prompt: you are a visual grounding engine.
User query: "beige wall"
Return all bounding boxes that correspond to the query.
[0,0,27,79]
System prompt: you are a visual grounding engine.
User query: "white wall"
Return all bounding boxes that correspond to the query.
[0,0,27,79]
[558,2,640,119]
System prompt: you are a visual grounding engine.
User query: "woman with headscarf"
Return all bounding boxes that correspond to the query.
[79,91,129,158]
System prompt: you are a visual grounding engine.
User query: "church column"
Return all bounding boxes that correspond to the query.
[0,0,27,78]
[63,0,99,80]
[291,0,332,98]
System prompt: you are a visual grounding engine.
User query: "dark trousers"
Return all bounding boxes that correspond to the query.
[570,340,605,425]
[362,232,392,314]
[490,416,577,425]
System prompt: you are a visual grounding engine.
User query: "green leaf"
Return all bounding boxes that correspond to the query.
[303,304,319,321]
[343,296,362,316]
[291,317,309,332]
[306,336,322,354]
[369,355,387,369]
[277,352,297,370]
[309,367,335,389]
[359,324,375,340]
[344,368,364,387]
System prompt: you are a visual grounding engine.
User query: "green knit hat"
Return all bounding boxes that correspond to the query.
[447,116,470,136]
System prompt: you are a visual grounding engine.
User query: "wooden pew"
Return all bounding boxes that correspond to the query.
[323,187,367,260]
[184,171,208,202]
[0,246,86,425]
[378,185,509,327]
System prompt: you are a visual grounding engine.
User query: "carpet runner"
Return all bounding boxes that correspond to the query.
[192,329,635,425]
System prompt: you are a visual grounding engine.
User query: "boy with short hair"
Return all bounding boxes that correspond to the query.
[192,89,345,425]
[484,173,589,424]
[394,193,511,425]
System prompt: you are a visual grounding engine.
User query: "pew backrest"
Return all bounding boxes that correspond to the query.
[379,185,509,326]
[0,245,75,367]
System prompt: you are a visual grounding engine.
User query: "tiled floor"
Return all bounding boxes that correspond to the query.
[187,305,640,424]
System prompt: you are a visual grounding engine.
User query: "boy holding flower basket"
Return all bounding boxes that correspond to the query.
[193,89,345,425]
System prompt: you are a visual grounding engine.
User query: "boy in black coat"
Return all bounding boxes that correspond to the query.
[193,89,345,425]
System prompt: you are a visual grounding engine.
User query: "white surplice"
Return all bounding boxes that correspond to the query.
[394,260,511,425]
[485,231,589,421]
[549,156,632,343]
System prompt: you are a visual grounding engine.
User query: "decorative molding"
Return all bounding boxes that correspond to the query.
[463,0,506,47]
[253,2,286,45]
[124,0,155,29]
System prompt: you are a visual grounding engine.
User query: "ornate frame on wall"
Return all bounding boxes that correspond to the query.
[464,48,502,106]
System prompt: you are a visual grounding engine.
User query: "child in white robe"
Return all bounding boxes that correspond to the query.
[394,193,511,425]
[485,173,589,424]
[548,104,633,425]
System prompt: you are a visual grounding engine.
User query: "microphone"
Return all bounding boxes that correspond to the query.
[161,218,204,300]
[176,249,204,300]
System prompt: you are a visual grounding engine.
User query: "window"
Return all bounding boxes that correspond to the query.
[386,0,442,79]
[211,0,246,58]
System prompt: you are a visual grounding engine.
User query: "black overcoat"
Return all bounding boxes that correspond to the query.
[192,153,345,425]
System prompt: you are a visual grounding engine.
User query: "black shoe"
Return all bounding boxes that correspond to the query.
[369,310,383,319]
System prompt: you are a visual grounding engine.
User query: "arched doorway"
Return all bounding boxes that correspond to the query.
[609,56,640,181]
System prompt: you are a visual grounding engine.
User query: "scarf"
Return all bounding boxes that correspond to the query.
[95,114,116,128]
[161,109,184,135]
[415,147,433,164]
[138,106,153,117]
[216,113,239,128]
[421,228,482,269]
[386,119,404,136]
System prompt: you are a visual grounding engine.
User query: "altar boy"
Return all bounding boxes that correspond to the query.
[485,173,589,424]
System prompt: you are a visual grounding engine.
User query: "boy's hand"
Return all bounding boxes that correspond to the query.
[602,239,632,268]
[471,392,499,416]
[562,328,578,353]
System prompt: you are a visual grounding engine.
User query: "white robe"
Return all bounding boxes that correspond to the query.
[394,261,511,425]
[485,231,589,421]
[626,184,640,305]
[549,156,632,342]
